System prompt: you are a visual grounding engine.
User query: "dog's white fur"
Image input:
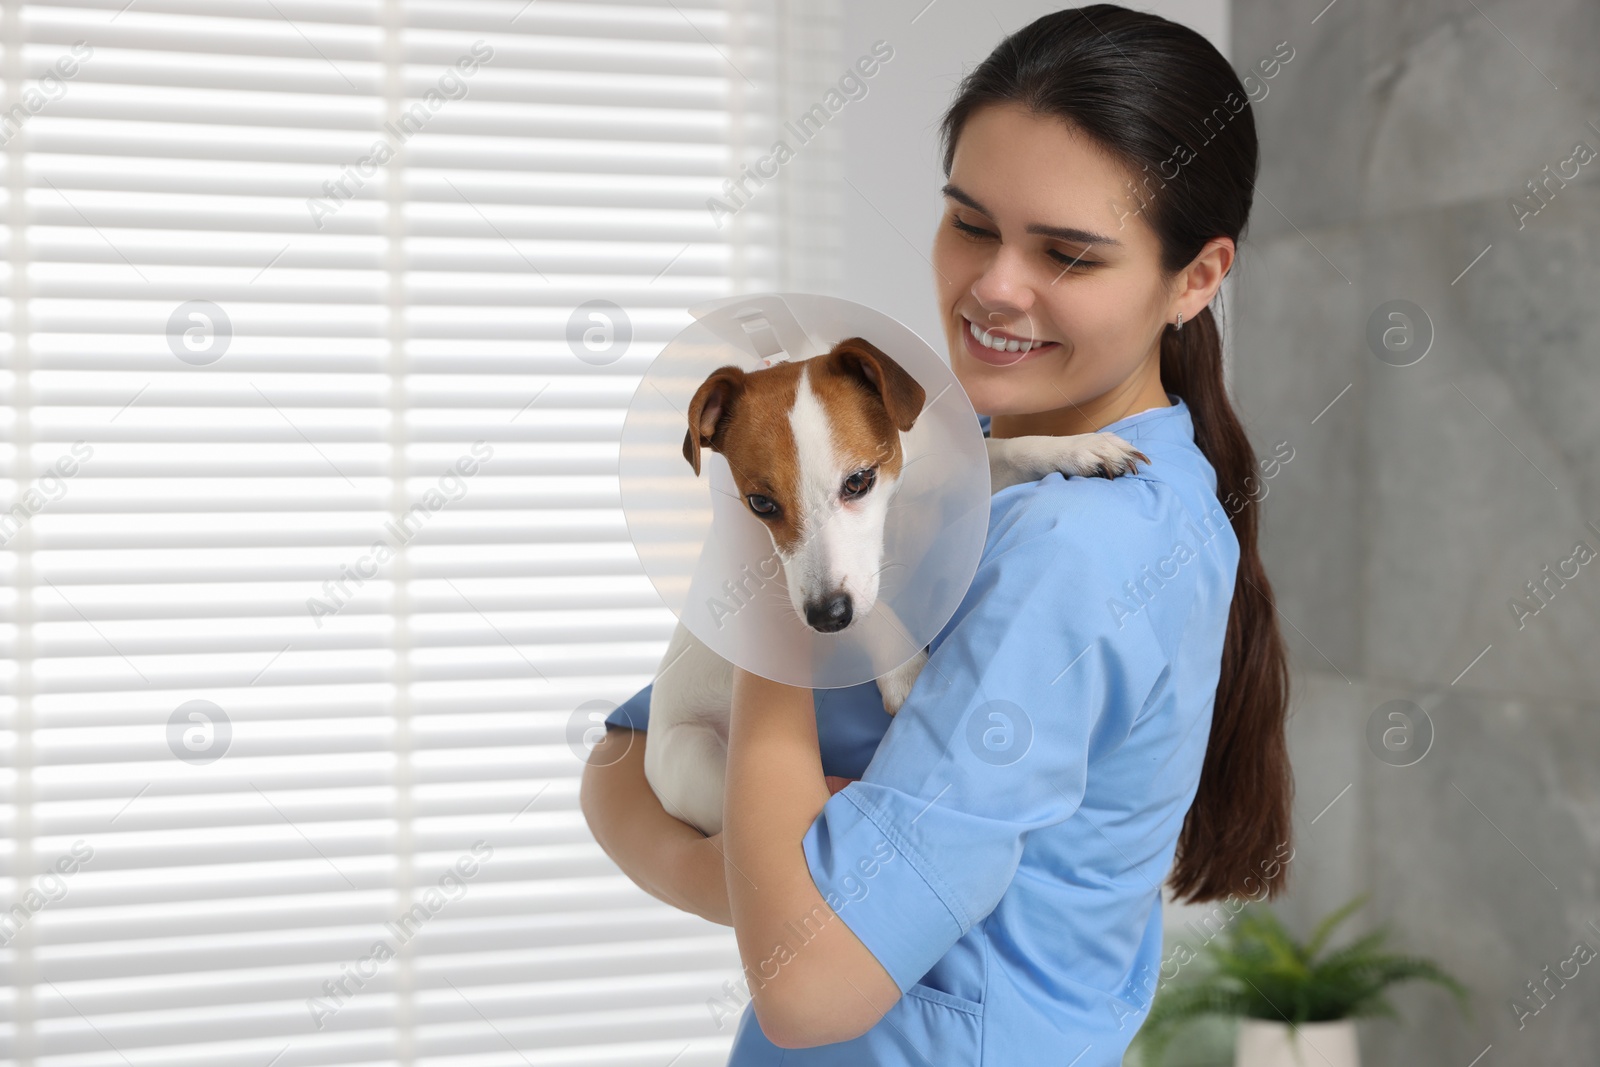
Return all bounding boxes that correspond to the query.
[783,370,900,621]
[641,364,1147,836]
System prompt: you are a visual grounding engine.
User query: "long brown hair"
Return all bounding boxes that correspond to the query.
[939,5,1293,903]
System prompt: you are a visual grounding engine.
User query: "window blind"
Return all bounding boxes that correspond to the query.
[0,1,838,1064]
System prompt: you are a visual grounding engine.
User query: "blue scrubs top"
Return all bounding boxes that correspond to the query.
[604,395,1239,1065]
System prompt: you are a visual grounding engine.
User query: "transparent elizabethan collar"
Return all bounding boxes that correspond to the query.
[619,292,991,690]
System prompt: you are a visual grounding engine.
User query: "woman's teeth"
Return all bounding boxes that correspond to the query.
[968,318,1050,353]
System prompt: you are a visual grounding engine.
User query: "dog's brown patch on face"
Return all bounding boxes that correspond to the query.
[712,362,805,552]
[806,358,906,483]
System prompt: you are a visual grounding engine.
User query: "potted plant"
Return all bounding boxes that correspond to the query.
[1132,893,1472,1067]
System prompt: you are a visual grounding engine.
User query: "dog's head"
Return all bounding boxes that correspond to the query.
[682,336,927,633]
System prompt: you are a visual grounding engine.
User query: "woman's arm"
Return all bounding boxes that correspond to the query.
[579,727,733,927]
[722,668,901,1049]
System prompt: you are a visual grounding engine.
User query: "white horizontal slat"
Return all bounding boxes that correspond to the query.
[0,543,647,582]
[33,158,722,211]
[47,86,381,131]
[28,9,385,71]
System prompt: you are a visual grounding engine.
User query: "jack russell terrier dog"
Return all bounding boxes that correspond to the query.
[642,336,1148,836]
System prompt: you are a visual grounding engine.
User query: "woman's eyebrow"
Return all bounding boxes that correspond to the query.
[941,181,1122,247]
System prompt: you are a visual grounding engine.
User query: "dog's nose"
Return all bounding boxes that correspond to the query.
[805,592,853,633]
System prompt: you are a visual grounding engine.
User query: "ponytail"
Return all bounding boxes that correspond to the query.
[1160,304,1294,903]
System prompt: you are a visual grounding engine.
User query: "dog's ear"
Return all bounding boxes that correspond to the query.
[682,365,746,476]
[826,337,927,433]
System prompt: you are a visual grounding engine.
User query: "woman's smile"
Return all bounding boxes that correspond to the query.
[959,314,1061,368]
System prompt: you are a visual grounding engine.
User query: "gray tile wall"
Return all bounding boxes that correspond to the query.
[1226,0,1600,1062]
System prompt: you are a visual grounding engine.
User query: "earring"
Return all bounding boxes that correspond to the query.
[1174,312,1184,331]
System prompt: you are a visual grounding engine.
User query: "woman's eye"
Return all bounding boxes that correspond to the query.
[950,215,994,240]
[747,494,778,516]
[953,215,1100,270]
[1048,248,1103,271]
[841,468,876,498]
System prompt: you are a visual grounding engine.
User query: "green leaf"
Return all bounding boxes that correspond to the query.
[1303,892,1370,961]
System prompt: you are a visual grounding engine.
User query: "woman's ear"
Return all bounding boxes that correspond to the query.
[825,337,927,432]
[682,365,746,475]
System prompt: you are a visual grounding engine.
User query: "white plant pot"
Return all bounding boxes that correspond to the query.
[1234,1018,1360,1067]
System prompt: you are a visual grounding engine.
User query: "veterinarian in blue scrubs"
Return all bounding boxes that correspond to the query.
[604,397,1239,1064]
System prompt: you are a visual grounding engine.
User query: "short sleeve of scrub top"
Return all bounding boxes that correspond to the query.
[601,398,1239,1066]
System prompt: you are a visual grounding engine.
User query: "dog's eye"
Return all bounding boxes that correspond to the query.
[746,494,778,516]
[841,468,877,499]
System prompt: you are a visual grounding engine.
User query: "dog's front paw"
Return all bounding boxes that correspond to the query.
[1055,432,1150,479]
[988,432,1152,494]
[878,648,928,715]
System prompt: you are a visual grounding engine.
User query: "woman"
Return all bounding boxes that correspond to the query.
[580,6,1293,1063]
